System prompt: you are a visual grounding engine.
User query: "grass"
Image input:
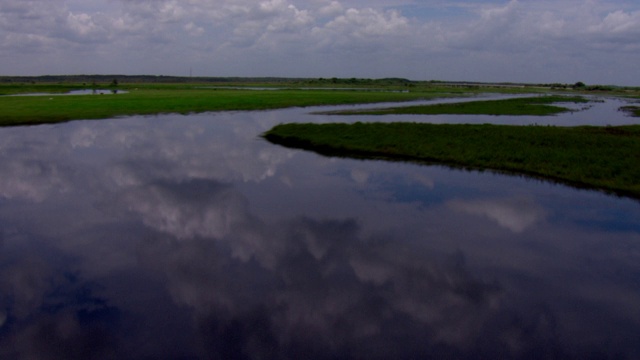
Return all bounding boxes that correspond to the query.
[620,105,640,117]
[1,79,598,126]
[263,122,640,199]
[0,84,464,126]
[3,79,639,197]
[321,95,591,116]
[4,78,636,126]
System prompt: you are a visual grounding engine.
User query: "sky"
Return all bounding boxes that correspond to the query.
[1,0,640,85]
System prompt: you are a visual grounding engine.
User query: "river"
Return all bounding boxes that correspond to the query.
[0,96,638,359]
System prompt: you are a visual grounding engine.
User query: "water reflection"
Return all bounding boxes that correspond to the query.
[448,196,546,233]
[6,89,127,96]
[0,103,638,359]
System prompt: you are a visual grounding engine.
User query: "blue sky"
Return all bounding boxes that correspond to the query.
[1,0,640,85]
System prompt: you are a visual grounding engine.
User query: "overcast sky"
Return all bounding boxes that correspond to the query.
[1,0,639,85]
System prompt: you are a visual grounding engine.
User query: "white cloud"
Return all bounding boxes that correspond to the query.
[317,1,343,17]
[587,9,640,50]
[326,8,409,37]
[597,9,640,33]
[1,0,640,84]
[184,22,204,36]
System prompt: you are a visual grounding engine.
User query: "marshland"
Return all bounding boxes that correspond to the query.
[0,77,639,359]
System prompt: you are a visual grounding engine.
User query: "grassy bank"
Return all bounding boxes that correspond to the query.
[263,122,640,199]
[0,83,476,126]
[321,95,590,116]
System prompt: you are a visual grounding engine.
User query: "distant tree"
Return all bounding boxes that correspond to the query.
[110,78,119,87]
[573,81,586,89]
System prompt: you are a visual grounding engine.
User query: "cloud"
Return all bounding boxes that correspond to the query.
[1,0,640,83]
[317,1,343,17]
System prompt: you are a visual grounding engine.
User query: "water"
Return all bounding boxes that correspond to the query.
[6,89,127,96]
[319,95,640,126]
[0,98,638,359]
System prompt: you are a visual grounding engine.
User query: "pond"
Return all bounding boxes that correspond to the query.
[0,97,638,359]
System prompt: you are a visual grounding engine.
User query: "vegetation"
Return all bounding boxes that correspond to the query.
[0,85,455,126]
[263,122,640,199]
[1,76,584,126]
[2,75,639,126]
[2,75,639,197]
[320,96,590,116]
[620,106,640,117]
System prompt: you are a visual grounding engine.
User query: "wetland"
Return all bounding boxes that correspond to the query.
[0,82,639,359]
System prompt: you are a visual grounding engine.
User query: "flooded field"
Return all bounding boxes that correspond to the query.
[6,89,127,96]
[0,97,638,359]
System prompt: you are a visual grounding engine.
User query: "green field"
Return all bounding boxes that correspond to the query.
[0,88,438,126]
[321,95,591,116]
[0,77,604,126]
[0,79,498,126]
[264,122,640,199]
[2,77,639,125]
[2,77,640,198]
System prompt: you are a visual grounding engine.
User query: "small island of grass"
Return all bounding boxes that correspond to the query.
[321,95,590,116]
[620,105,640,117]
[263,122,640,199]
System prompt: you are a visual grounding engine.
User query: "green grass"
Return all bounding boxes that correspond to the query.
[322,95,590,116]
[620,105,640,117]
[1,79,599,126]
[4,78,630,126]
[0,85,462,126]
[263,122,640,199]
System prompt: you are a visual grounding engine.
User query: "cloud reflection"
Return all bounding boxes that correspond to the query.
[448,196,546,233]
[0,113,637,359]
[137,214,509,358]
[124,177,584,359]
[0,255,120,359]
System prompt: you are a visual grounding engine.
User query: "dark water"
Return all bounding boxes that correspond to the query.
[0,99,639,359]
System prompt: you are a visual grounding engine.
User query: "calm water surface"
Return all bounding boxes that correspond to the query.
[0,98,639,359]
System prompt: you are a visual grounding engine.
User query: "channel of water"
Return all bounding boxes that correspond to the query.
[0,97,638,359]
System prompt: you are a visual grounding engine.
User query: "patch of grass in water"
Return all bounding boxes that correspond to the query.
[323,95,590,116]
[620,105,640,117]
